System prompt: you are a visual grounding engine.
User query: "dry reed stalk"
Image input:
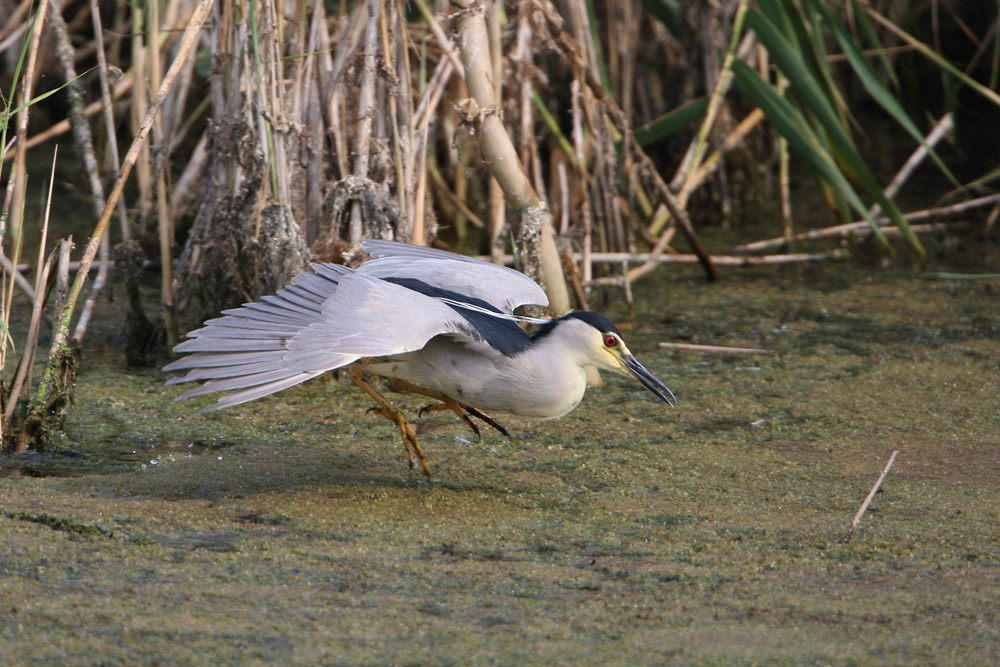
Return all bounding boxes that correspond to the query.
[4,151,58,429]
[730,195,1000,254]
[842,450,900,543]
[1,0,50,247]
[148,0,179,345]
[89,0,130,242]
[49,4,114,346]
[412,0,467,77]
[486,0,505,262]
[485,249,846,269]
[380,0,409,234]
[569,78,593,288]
[658,342,775,355]
[23,0,215,448]
[428,162,486,229]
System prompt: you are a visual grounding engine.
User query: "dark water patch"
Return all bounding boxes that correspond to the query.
[0,447,130,478]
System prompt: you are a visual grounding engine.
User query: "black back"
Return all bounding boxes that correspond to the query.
[384,278,532,356]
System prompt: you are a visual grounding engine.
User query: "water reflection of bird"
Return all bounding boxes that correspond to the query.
[165,240,676,474]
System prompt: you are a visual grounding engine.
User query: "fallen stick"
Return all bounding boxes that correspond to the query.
[842,450,900,543]
[481,249,847,269]
[731,195,1000,254]
[658,342,775,355]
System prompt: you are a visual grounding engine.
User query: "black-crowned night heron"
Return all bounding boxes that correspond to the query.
[164,240,676,474]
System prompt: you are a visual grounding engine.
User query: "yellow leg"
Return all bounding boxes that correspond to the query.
[390,379,482,438]
[389,379,510,438]
[349,366,430,476]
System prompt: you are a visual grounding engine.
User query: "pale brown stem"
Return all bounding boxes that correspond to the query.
[658,342,775,355]
[1,0,50,246]
[484,250,847,270]
[868,113,955,219]
[731,195,1000,254]
[1,79,134,161]
[842,450,900,543]
[90,0,131,242]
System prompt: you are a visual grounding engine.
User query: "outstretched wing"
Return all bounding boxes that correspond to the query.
[164,264,494,411]
[361,239,548,314]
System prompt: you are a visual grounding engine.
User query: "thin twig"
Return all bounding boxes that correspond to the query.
[484,249,847,269]
[658,342,775,355]
[731,195,1000,254]
[842,450,900,543]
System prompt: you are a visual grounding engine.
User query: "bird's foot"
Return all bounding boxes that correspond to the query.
[418,401,510,439]
[463,406,511,438]
[418,402,481,439]
[351,367,431,476]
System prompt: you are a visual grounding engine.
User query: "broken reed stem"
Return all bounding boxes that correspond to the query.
[842,450,900,543]
[731,195,1000,253]
[28,0,214,422]
[869,113,954,218]
[658,342,775,355]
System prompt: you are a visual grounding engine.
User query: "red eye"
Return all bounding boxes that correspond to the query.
[604,334,618,347]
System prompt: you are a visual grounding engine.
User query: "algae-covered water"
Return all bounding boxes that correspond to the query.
[2,242,999,664]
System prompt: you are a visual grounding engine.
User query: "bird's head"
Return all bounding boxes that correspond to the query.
[534,312,677,406]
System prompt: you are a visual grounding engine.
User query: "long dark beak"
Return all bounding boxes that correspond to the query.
[623,355,677,406]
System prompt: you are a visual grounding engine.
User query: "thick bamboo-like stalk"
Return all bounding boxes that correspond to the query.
[450,0,569,315]
[25,0,215,444]
[486,0,505,263]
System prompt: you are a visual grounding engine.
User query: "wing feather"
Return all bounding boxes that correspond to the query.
[361,239,548,313]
